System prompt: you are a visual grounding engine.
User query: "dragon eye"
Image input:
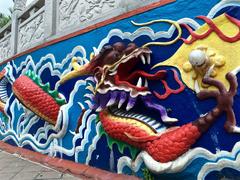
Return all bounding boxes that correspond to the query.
[114,52,121,59]
[100,45,113,54]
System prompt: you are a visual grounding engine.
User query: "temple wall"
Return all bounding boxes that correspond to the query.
[0,0,240,179]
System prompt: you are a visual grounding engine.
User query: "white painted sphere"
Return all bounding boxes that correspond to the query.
[189,50,207,66]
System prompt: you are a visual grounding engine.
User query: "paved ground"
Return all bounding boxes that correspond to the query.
[0,150,79,180]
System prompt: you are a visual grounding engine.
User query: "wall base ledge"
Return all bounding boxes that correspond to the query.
[0,141,139,180]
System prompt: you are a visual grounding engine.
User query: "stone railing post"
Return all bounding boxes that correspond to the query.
[11,0,27,55]
[44,0,57,39]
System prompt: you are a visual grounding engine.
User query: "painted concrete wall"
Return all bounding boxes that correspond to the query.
[0,0,240,179]
[0,0,167,62]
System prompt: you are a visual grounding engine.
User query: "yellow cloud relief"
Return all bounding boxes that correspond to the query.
[152,14,240,92]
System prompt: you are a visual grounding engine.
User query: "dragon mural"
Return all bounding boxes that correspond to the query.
[59,41,238,163]
[1,1,240,179]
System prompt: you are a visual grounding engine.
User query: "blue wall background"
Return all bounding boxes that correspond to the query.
[1,0,240,179]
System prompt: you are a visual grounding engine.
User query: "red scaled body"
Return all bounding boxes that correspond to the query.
[13,75,60,124]
[99,110,201,163]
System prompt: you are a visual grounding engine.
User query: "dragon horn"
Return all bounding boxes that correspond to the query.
[59,57,91,84]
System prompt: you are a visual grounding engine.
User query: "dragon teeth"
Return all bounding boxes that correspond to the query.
[132,114,138,118]
[148,120,157,126]
[112,110,164,131]
[117,112,123,116]
[118,100,124,108]
[143,117,152,123]
[96,106,103,112]
[136,77,142,87]
[136,77,148,88]
[152,123,161,129]
[136,114,144,119]
[126,103,134,111]
[121,112,128,116]
[118,92,127,108]
[140,55,146,64]
[107,92,118,107]
[114,111,121,115]
[144,79,148,87]
[107,98,116,107]
[126,98,136,111]
[146,54,151,64]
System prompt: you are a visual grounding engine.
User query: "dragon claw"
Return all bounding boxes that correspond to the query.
[198,72,238,134]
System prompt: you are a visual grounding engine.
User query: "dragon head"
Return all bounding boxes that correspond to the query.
[59,42,184,135]
[59,42,174,110]
[60,42,164,92]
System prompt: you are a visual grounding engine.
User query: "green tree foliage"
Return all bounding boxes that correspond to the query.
[0,8,12,28]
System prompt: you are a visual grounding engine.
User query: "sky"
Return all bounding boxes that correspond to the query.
[0,0,34,15]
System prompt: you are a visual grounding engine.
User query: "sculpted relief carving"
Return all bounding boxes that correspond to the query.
[18,12,45,52]
[1,1,240,179]
[58,0,116,30]
[13,0,27,11]
[0,35,11,61]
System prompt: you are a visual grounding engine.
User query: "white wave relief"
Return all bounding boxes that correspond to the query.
[0,0,239,179]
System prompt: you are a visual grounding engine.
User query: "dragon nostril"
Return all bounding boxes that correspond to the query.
[100,45,113,55]
[113,42,126,52]
[124,43,138,55]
